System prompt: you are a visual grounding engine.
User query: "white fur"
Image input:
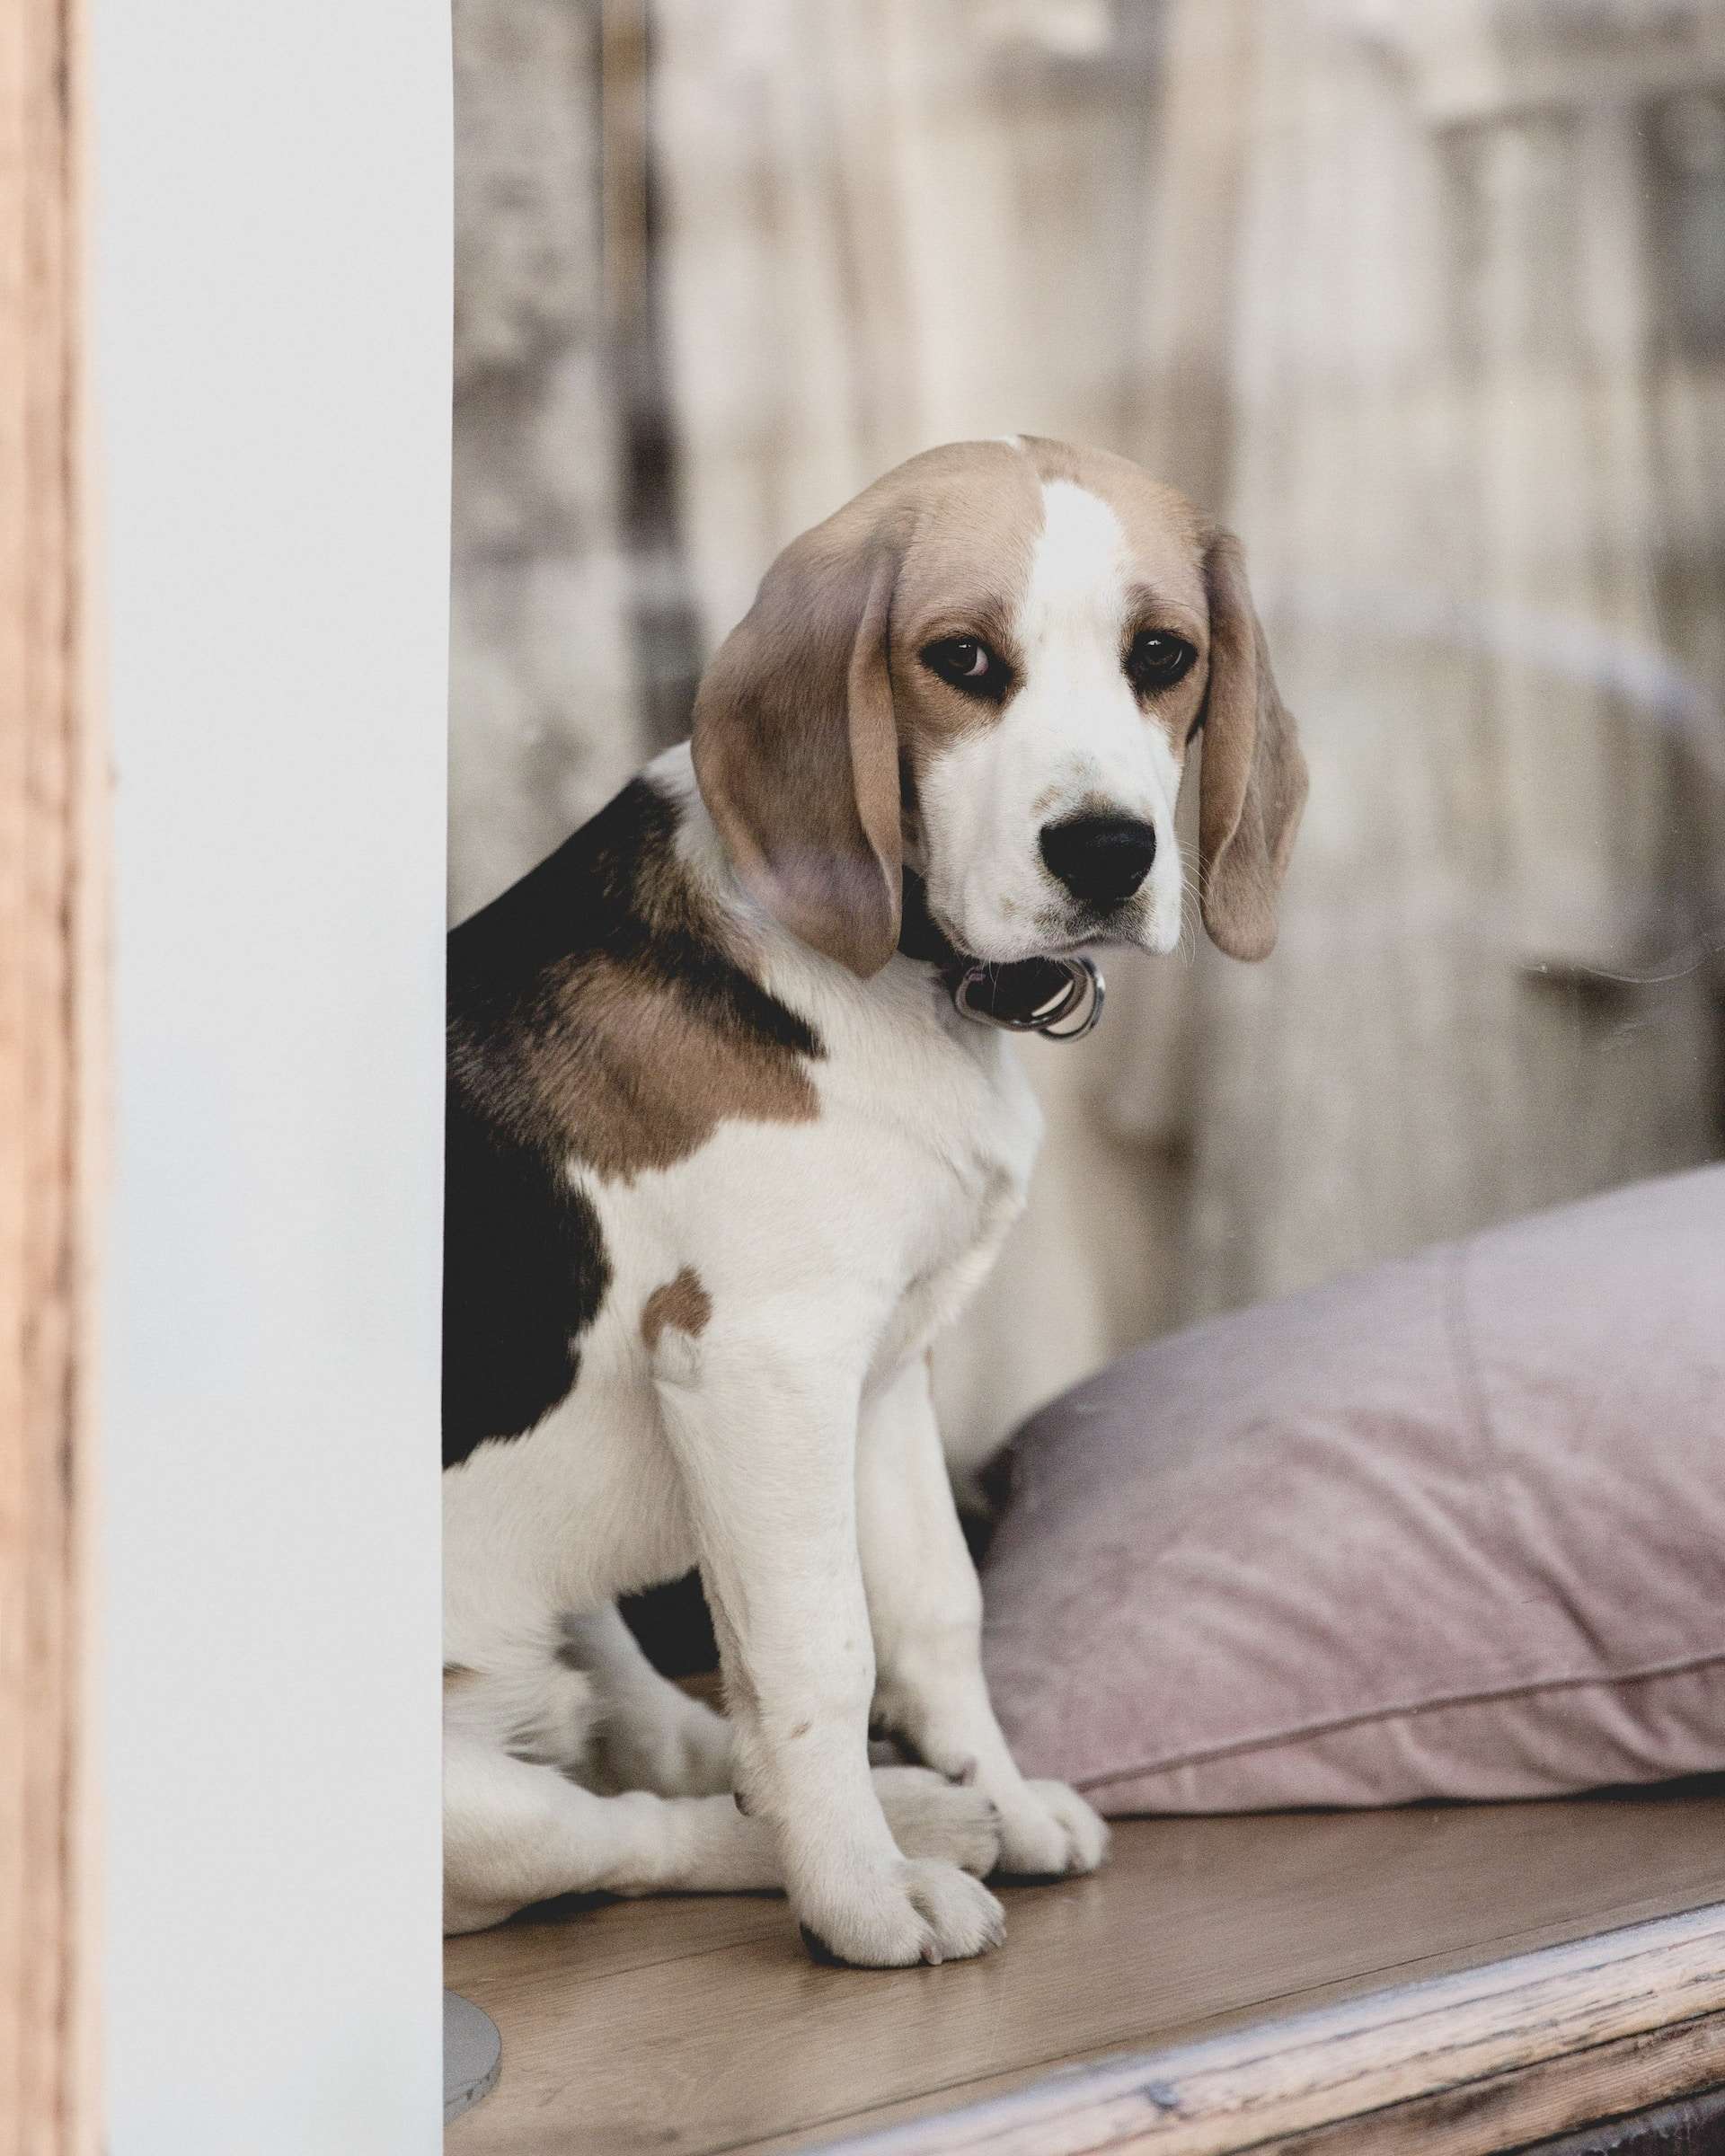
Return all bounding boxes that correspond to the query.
[920,478,1186,962]
[444,711,1115,1956]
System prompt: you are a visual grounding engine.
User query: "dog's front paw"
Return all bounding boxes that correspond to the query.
[994,1780,1109,1878]
[872,1765,1003,1878]
[796,1857,1005,1967]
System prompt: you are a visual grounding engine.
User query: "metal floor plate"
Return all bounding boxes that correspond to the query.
[445,1991,501,2123]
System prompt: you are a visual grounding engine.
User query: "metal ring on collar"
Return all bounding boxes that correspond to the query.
[952,956,1105,1042]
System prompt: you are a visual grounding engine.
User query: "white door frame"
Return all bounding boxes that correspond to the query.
[89,5,450,2149]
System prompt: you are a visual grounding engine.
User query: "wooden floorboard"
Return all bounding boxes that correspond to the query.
[444,1789,1725,2156]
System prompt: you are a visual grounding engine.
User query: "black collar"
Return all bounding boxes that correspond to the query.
[898,873,1105,1041]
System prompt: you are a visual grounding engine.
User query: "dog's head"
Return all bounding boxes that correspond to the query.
[692,437,1306,976]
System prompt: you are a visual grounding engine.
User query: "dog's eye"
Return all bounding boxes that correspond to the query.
[1127,631,1198,694]
[922,635,1008,701]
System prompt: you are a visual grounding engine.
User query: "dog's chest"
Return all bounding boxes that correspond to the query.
[809,987,1043,1376]
[873,1146,1023,1377]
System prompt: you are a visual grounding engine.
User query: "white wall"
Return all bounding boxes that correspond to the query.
[92,7,449,2150]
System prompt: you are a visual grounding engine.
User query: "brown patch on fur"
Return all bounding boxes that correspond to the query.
[641,1266,712,1351]
[1020,435,1215,755]
[443,1664,477,1688]
[695,535,903,979]
[693,441,1046,976]
[526,957,818,1182]
[1195,534,1308,959]
[449,780,824,1191]
[883,448,1045,767]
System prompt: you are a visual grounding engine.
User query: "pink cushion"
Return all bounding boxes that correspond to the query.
[982,1168,1725,1812]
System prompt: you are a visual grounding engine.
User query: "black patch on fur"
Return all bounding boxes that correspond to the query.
[448,779,820,1084]
[443,777,823,1468]
[441,1091,610,1467]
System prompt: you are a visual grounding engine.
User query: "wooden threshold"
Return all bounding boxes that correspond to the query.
[840,1903,1725,2156]
[0,0,100,2149]
[445,1787,1725,2156]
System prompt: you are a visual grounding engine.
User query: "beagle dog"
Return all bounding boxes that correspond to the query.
[443,437,1305,1964]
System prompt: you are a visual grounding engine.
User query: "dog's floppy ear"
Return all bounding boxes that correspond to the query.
[1197,532,1308,960]
[692,515,903,978]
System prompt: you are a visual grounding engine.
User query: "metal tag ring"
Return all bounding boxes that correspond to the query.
[952,956,1105,1042]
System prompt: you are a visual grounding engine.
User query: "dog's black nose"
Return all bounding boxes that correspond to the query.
[1039,814,1157,907]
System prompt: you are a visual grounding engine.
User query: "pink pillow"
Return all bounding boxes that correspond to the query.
[982,1168,1725,1812]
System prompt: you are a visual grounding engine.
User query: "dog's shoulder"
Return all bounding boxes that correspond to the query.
[449,762,826,1171]
[443,760,829,1465]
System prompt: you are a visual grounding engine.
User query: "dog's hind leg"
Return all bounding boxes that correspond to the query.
[443,1732,782,1934]
[556,1604,734,1798]
[443,1736,1004,1934]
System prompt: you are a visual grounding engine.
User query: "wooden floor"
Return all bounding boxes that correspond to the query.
[445,1788,1725,2156]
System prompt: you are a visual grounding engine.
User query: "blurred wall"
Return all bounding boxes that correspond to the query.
[451,0,644,923]
[1142,0,1725,1322]
[452,0,1725,1471]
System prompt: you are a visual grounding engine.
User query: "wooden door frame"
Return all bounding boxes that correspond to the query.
[832,1902,1725,2156]
[1,0,100,2152]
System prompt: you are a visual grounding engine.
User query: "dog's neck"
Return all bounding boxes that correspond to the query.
[659,743,1101,1040]
[893,870,969,977]
[897,871,1101,1036]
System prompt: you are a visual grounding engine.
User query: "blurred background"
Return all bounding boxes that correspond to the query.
[451,0,1725,1480]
